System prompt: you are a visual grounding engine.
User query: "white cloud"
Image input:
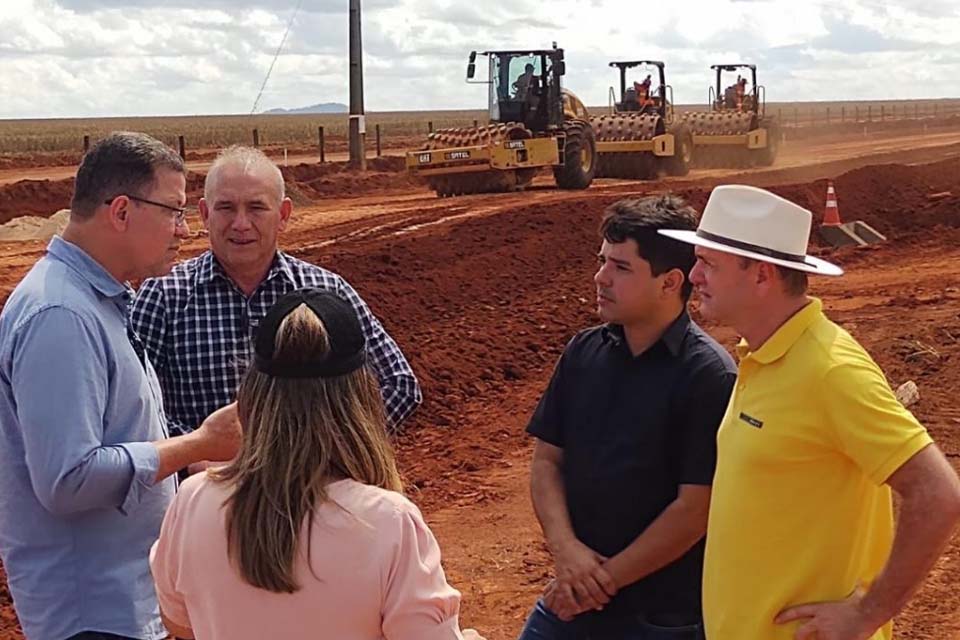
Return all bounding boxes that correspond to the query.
[0,0,957,119]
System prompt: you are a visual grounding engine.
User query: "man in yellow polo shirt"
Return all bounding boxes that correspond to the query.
[660,184,960,640]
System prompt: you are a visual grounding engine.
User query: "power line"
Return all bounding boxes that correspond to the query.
[250,0,305,115]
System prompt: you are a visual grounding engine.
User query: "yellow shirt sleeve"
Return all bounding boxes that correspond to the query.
[821,357,933,485]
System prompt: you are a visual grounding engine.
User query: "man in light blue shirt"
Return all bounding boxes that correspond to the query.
[0,132,241,640]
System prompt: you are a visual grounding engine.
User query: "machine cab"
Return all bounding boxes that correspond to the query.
[609,60,669,117]
[467,47,566,132]
[711,64,765,116]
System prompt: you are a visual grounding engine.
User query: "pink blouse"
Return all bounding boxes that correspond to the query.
[150,475,466,640]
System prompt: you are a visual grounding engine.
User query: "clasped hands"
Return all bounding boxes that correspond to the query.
[542,539,618,621]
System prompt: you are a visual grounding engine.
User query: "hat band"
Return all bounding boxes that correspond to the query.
[253,289,367,379]
[254,350,366,379]
[696,229,808,264]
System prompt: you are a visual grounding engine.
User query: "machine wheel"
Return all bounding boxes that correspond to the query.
[664,124,693,176]
[554,119,596,190]
[755,121,780,166]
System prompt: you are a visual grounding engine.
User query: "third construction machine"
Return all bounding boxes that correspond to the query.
[592,60,693,178]
[682,63,781,167]
[405,45,596,197]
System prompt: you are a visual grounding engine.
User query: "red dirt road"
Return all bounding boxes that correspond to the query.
[0,135,959,639]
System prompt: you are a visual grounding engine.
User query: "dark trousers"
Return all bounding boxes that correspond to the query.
[517,599,704,640]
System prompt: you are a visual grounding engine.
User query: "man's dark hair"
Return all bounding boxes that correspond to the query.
[600,195,698,300]
[70,131,185,219]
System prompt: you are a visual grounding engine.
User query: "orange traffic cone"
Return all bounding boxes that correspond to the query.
[823,180,842,226]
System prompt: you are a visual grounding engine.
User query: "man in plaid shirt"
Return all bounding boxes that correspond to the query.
[131,146,421,438]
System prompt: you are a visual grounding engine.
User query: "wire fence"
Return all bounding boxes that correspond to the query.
[2,101,959,158]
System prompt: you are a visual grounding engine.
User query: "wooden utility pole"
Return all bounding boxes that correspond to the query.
[348,0,366,169]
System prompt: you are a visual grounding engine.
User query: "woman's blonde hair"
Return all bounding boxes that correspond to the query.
[210,304,402,593]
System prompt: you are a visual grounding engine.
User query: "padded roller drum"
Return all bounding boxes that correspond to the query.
[420,123,536,197]
[590,113,664,179]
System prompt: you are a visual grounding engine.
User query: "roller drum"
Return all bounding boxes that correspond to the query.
[590,113,664,179]
[681,111,757,136]
[419,123,537,197]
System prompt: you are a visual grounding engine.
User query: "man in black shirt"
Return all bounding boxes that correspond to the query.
[518,195,736,640]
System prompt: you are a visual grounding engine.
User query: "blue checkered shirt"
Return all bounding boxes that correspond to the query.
[130,250,421,435]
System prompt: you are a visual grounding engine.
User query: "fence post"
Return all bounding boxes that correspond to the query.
[867,105,872,122]
[855,106,859,122]
[428,121,434,133]
[473,119,478,128]
[83,135,90,152]
[375,124,382,157]
[841,106,845,122]
[880,105,885,121]
[252,128,260,147]
[318,126,325,163]
[826,107,830,125]
[178,135,185,160]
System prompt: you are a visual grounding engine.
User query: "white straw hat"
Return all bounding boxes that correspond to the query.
[659,184,843,276]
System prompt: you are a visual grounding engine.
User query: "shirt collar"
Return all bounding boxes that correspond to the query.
[660,310,691,357]
[196,250,219,285]
[46,236,128,300]
[197,250,297,288]
[736,298,823,364]
[271,251,298,286]
[601,310,691,358]
[601,323,626,347]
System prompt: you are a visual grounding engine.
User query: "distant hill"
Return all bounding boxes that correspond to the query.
[264,103,348,115]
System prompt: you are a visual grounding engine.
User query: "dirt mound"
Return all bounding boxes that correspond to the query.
[669,157,960,248]
[829,159,960,237]
[0,179,74,224]
[280,157,405,181]
[280,160,416,199]
[366,155,406,172]
[0,152,82,171]
[0,170,206,226]
[280,162,345,182]
[0,160,414,228]
[0,209,70,242]
[292,172,417,199]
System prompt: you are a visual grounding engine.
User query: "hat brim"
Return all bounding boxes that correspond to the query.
[658,229,844,276]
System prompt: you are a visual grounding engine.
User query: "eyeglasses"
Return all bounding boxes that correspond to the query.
[106,195,187,226]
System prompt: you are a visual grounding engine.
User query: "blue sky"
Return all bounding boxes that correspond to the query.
[0,0,958,118]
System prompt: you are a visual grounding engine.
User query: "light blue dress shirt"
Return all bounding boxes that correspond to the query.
[0,236,174,640]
